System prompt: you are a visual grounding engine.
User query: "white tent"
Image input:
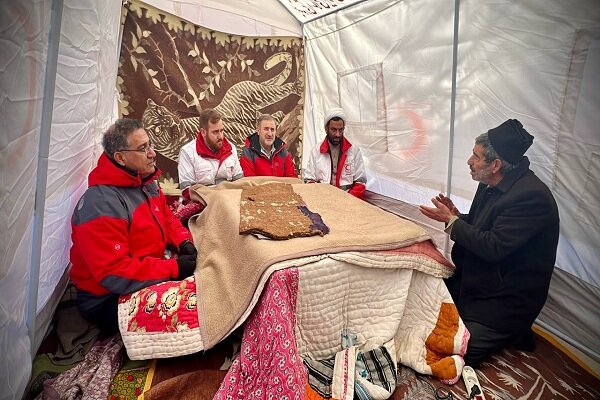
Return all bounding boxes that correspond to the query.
[1,0,598,398]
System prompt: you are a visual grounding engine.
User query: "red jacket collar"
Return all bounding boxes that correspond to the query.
[245,132,286,156]
[196,133,233,165]
[88,153,160,188]
[319,136,352,154]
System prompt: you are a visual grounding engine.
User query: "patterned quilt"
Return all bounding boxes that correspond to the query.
[118,242,468,393]
[117,179,469,397]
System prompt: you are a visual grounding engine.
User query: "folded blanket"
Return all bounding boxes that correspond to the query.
[189,177,431,349]
[118,243,455,362]
[213,246,465,399]
[305,342,398,400]
[36,336,124,400]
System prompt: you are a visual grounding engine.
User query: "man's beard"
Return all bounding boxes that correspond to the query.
[471,165,493,184]
[208,139,223,153]
[327,136,341,146]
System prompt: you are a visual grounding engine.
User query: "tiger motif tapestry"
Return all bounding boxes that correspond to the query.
[118,1,305,194]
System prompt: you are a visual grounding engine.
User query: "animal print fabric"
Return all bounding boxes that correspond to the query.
[118,1,305,194]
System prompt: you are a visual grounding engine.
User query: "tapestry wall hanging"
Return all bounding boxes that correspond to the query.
[117,1,305,194]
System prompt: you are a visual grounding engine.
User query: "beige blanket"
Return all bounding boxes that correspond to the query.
[189,177,430,348]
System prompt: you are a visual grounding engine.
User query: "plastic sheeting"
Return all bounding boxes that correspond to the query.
[303,0,600,361]
[453,0,600,288]
[36,0,122,313]
[303,0,456,208]
[537,268,600,362]
[0,1,121,399]
[303,0,600,285]
[0,2,50,397]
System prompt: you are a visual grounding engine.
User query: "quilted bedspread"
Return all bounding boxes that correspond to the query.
[188,177,431,349]
[117,178,468,394]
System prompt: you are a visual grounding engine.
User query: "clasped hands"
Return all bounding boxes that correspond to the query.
[419,193,459,223]
[176,240,197,280]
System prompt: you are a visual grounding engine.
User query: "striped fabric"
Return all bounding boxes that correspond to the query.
[304,358,334,398]
[304,343,397,399]
[355,346,397,400]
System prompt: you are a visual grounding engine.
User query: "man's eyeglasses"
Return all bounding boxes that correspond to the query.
[118,143,155,156]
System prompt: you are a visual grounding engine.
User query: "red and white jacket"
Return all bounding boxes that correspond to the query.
[303,136,366,199]
[70,153,192,301]
[239,132,298,178]
[178,134,243,193]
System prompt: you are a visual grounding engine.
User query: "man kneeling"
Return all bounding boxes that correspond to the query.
[420,119,559,367]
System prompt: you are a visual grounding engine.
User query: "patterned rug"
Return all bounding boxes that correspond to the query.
[108,358,152,400]
[140,331,599,400]
[390,331,599,400]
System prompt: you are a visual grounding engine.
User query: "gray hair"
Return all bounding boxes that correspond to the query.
[102,118,143,160]
[475,132,517,174]
[256,114,275,130]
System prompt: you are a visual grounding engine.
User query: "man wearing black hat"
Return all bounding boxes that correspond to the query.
[419,119,559,367]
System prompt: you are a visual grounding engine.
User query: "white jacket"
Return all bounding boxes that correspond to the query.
[303,137,366,198]
[178,137,243,188]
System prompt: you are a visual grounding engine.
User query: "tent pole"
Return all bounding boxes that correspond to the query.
[444,0,460,256]
[26,0,64,356]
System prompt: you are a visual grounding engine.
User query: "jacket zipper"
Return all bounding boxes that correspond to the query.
[142,184,166,246]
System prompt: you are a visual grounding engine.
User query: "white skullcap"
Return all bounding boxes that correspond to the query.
[324,107,346,128]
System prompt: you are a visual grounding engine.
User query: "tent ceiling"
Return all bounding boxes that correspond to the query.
[277,0,367,23]
[141,0,302,36]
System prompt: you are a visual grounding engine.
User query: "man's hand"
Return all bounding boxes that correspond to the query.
[176,254,197,280]
[419,194,456,223]
[178,241,197,257]
[434,193,459,216]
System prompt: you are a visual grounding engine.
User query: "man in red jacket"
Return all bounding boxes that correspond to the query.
[239,114,298,177]
[70,119,197,332]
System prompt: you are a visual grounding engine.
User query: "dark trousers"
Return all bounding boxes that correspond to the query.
[463,320,515,367]
[77,293,119,334]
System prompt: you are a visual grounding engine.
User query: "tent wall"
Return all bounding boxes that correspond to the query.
[304,0,456,206]
[0,2,51,397]
[453,0,600,362]
[1,1,598,398]
[0,1,122,399]
[303,0,600,362]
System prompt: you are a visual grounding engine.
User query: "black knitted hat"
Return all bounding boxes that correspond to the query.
[488,119,534,164]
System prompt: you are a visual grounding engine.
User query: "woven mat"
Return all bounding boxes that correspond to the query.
[239,182,329,240]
